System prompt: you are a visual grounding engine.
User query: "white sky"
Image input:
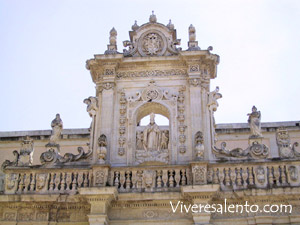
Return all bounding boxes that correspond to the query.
[0,0,299,131]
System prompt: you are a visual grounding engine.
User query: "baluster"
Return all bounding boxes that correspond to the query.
[162,169,168,188]
[280,165,287,185]
[114,171,120,188]
[66,173,72,191]
[225,168,230,186]
[107,171,113,187]
[30,173,36,191]
[174,169,180,187]
[88,171,93,187]
[218,168,225,186]
[119,171,125,191]
[213,168,219,184]
[61,173,66,190]
[181,169,186,186]
[72,172,77,191]
[230,168,236,188]
[54,173,61,191]
[125,171,131,190]
[24,173,31,193]
[156,170,162,188]
[49,173,55,191]
[207,168,213,183]
[242,167,248,188]
[248,167,254,185]
[236,167,242,186]
[18,173,25,193]
[77,172,84,188]
[169,170,174,188]
[136,171,143,189]
[268,166,274,185]
[131,170,137,189]
[83,172,89,187]
[273,166,280,186]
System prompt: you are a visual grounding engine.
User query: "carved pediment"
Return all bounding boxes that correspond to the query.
[123,12,181,57]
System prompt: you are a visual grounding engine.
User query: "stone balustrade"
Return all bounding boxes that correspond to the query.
[3,160,300,195]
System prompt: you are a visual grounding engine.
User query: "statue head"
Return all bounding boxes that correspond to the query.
[150,113,155,124]
[252,106,257,112]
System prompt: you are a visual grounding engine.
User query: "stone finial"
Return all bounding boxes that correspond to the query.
[187,24,200,51]
[167,19,174,30]
[132,20,139,31]
[105,27,118,54]
[149,11,157,23]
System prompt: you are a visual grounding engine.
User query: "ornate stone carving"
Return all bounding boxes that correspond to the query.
[118,91,127,156]
[141,81,163,101]
[95,170,108,187]
[255,166,266,184]
[116,69,187,79]
[1,136,34,169]
[189,78,201,87]
[288,166,299,183]
[213,141,269,160]
[192,165,207,185]
[105,27,118,55]
[247,106,262,138]
[276,127,299,158]
[40,146,92,165]
[143,170,155,192]
[98,82,115,92]
[97,134,107,163]
[5,173,19,192]
[46,114,63,148]
[178,86,186,153]
[208,87,222,146]
[36,173,49,191]
[83,96,98,117]
[195,131,204,159]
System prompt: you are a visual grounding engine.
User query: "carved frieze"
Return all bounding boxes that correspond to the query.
[116,69,187,79]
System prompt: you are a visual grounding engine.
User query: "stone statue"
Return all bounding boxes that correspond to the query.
[47,114,63,147]
[247,106,262,138]
[160,130,169,150]
[97,134,107,164]
[83,96,98,117]
[207,86,222,112]
[143,113,161,151]
[136,131,144,149]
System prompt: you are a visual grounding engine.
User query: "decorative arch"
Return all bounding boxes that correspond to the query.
[129,101,175,165]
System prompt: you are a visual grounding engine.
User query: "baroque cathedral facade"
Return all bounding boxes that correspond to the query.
[1,13,300,225]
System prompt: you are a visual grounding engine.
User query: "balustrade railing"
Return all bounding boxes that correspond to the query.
[3,161,300,195]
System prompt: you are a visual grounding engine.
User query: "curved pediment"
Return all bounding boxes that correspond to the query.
[123,12,181,57]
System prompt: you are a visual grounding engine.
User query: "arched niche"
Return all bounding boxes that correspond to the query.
[130,101,174,165]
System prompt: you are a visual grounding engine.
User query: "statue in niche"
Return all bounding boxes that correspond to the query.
[136,131,144,149]
[247,106,262,138]
[47,114,63,148]
[160,130,169,149]
[143,113,161,151]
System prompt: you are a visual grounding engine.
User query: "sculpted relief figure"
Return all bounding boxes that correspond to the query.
[247,106,262,138]
[160,130,169,150]
[143,113,161,151]
[136,131,144,149]
[207,86,222,112]
[47,114,63,147]
[83,97,98,117]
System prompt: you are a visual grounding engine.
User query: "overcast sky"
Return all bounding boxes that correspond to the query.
[0,0,299,131]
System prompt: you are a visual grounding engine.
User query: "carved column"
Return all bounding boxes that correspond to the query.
[181,185,220,225]
[79,187,117,225]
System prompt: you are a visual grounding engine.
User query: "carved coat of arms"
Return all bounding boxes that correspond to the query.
[143,33,162,55]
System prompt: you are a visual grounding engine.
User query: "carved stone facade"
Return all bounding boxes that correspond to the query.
[1,13,300,225]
